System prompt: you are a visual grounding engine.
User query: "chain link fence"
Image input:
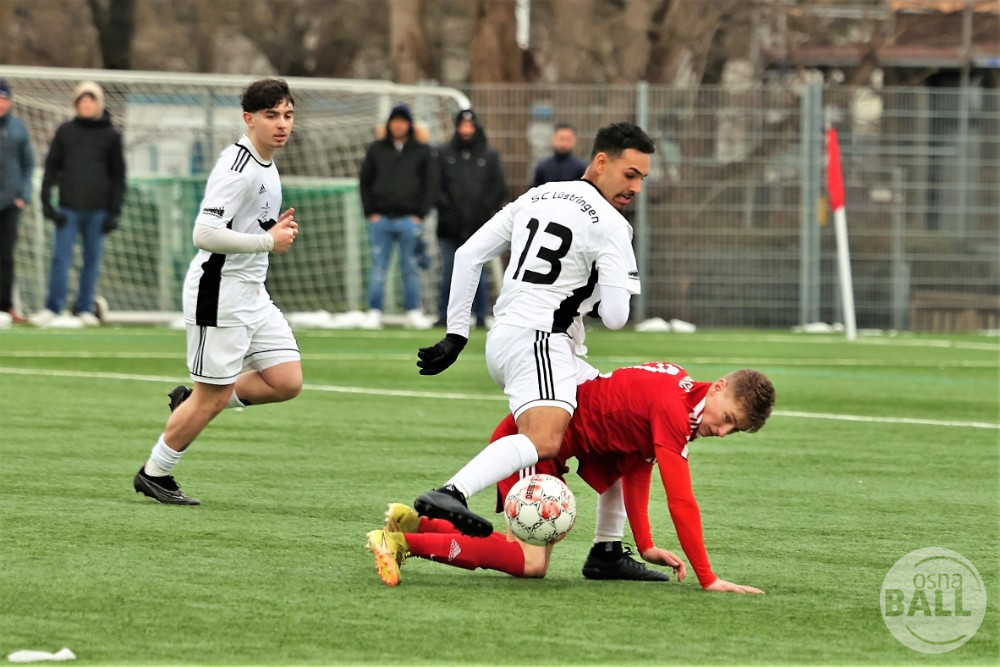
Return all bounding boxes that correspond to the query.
[465,83,999,330]
[4,67,997,330]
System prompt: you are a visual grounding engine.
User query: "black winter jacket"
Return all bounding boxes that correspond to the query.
[436,128,506,243]
[359,131,437,218]
[531,152,587,188]
[41,111,125,214]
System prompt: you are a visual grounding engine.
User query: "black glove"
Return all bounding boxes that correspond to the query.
[103,215,119,234]
[43,203,67,227]
[417,333,468,376]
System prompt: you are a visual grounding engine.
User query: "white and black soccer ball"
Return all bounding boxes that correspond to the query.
[503,474,576,546]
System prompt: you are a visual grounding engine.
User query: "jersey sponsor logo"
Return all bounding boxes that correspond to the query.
[202,206,225,218]
[258,218,277,231]
[628,270,640,280]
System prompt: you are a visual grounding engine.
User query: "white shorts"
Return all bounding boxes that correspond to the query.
[485,323,599,419]
[186,304,300,385]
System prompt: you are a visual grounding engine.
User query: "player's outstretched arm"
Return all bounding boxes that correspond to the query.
[704,578,764,594]
[641,547,686,581]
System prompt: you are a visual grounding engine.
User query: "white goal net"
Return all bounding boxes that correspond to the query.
[5,66,469,322]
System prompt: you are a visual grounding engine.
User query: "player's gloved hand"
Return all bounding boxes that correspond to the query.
[417,333,468,375]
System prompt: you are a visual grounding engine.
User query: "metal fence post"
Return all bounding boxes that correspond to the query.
[798,83,822,325]
[635,80,650,323]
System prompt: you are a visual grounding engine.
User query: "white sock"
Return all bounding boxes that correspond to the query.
[594,479,626,543]
[447,434,539,499]
[143,434,184,477]
[226,390,245,409]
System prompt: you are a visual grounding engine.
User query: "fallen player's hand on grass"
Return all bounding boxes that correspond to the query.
[705,578,764,594]
[642,547,686,581]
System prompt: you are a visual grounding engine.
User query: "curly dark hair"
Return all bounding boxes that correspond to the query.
[241,79,294,113]
[725,369,776,433]
[590,122,655,159]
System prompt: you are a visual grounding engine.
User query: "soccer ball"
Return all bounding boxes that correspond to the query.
[503,474,576,546]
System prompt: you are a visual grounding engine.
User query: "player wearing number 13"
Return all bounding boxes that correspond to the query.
[415,123,654,537]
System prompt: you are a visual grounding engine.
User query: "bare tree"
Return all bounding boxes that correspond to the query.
[389,0,436,83]
[469,0,525,83]
[644,0,741,84]
[85,0,136,69]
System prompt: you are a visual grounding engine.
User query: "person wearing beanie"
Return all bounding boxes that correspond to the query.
[434,108,506,328]
[531,123,587,188]
[0,78,35,324]
[358,103,437,330]
[33,80,125,326]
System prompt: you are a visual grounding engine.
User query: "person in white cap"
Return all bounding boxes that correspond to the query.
[33,81,125,326]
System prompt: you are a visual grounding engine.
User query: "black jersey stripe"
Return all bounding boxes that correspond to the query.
[534,331,555,400]
[551,262,599,334]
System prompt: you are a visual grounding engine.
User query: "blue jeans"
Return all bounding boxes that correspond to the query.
[367,215,421,312]
[46,207,107,314]
[437,237,490,323]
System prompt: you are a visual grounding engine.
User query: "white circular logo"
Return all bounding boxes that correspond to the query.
[880,547,987,654]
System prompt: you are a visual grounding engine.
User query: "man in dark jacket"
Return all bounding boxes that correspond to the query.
[0,78,35,324]
[531,123,587,187]
[358,103,437,329]
[33,81,125,326]
[435,109,506,328]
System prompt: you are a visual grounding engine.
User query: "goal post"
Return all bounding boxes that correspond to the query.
[4,66,470,323]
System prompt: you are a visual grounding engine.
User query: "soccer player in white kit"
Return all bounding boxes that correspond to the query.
[133,79,301,505]
[414,122,654,537]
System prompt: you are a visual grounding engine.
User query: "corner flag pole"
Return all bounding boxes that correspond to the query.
[826,127,857,342]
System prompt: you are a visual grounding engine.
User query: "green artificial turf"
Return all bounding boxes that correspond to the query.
[1,326,997,664]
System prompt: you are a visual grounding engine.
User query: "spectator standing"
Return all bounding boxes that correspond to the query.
[358,103,437,329]
[531,123,587,188]
[435,109,506,329]
[0,78,34,324]
[32,81,125,326]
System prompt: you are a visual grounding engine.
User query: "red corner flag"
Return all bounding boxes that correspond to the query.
[826,128,845,211]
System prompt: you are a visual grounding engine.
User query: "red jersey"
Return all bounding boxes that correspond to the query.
[490,362,717,587]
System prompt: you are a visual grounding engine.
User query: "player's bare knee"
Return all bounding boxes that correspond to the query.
[533,437,562,460]
[520,554,549,578]
[276,380,301,402]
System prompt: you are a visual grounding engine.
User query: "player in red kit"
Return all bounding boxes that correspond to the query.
[366,362,775,592]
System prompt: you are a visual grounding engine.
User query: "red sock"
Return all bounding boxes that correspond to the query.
[418,516,458,534]
[406,531,526,577]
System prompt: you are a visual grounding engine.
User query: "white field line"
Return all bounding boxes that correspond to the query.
[4,326,997,351]
[1,350,996,369]
[1,366,997,430]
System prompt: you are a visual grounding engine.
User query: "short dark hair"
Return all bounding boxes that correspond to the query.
[726,369,776,434]
[241,79,294,113]
[554,123,576,133]
[591,122,655,159]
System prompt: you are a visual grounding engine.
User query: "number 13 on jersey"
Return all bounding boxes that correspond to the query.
[512,218,574,285]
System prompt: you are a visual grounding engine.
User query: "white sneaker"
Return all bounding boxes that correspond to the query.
[0,312,11,329]
[405,310,433,330]
[93,295,109,323]
[28,308,57,326]
[358,309,383,330]
[47,312,84,329]
[78,312,101,326]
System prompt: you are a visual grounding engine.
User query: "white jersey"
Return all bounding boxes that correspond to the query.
[486,180,640,333]
[183,136,283,327]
